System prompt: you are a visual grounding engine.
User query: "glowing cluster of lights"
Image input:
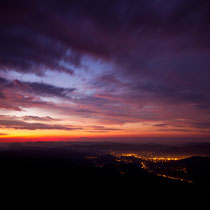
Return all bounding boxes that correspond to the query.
[119,153,184,162]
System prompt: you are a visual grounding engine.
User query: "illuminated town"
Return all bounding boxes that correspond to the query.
[117,153,185,161]
[86,152,194,183]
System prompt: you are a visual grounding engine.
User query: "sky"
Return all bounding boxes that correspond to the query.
[0,0,210,142]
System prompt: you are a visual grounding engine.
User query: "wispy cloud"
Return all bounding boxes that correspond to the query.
[0,115,81,131]
[22,116,59,122]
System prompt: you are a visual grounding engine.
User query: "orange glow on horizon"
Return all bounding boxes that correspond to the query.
[1,131,210,143]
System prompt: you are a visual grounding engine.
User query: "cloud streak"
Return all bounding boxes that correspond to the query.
[0,115,80,131]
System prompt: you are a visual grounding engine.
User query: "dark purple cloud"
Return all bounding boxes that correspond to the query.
[22,116,59,122]
[1,0,209,71]
[0,115,81,130]
[0,77,75,102]
[22,81,76,98]
[0,77,54,111]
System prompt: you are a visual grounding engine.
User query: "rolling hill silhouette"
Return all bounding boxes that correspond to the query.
[0,142,209,184]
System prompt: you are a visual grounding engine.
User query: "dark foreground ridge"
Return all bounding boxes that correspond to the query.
[0,142,210,184]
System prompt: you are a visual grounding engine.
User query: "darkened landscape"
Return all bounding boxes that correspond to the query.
[1,141,209,184]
